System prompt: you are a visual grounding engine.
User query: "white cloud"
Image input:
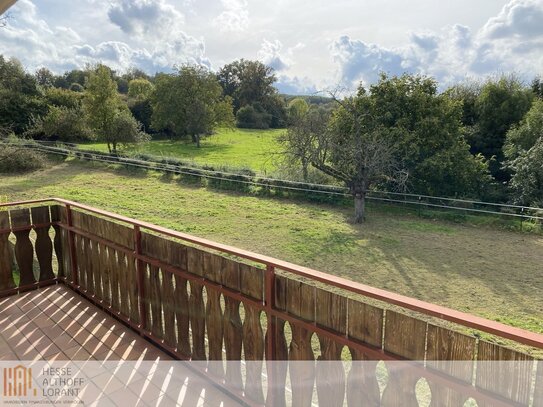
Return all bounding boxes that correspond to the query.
[330,36,406,86]
[213,0,249,33]
[108,0,184,38]
[480,0,543,39]
[257,39,289,71]
[0,0,209,74]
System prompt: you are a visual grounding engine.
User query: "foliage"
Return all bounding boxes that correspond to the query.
[128,78,154,100]
[217,59,285,128]
[0,144,46,173]
[107,109,150,152]
[366,74,490,198]
[26,105,93,142]
[44,87,83,109]
[151,65,234,147]
[0,56,46,134]
[532,76,543,99]
[84,64,144,153]
[279,106,329,181]
[504,99,543,159]
[53,69,88,89]
[507,138,543,206]
[286,98,309,125]
[128,98,153,133]
[35,68,55,88]
[470,75,533,180]
[236,104,272,129]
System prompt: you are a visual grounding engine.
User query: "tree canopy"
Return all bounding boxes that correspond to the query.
[151,65,234,147]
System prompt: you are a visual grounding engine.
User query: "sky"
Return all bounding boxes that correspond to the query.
[0,0,542,94]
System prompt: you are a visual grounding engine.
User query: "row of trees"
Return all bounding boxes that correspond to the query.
[1,54,541,220]
[281,74,543,222]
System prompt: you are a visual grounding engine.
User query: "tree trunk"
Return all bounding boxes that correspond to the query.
[195,134,201,148]
[302,159,309,182]
[107,143,112,154]
[112,142,117,155]
[354,193,365,224]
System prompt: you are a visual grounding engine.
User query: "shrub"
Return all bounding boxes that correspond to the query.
[236,104,272,129]
[0,145,46,173]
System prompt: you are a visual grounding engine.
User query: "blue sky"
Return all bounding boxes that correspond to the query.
[1,0,542,94]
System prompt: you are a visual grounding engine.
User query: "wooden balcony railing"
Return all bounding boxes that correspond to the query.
[0,198,542,406]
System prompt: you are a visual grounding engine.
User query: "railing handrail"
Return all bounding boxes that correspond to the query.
[2,197,543,349]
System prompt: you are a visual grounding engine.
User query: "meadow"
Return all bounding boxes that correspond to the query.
[1,157,542,335]
[81,128,284,174]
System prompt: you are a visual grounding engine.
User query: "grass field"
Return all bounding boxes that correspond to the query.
[81,128,283,173]
[1,158,542,336]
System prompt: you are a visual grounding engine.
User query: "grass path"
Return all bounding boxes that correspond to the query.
[1,159,542,334]
[81,128,283,173]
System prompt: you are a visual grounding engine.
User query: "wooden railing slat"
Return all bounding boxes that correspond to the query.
[11,208,36,286]
[0,212,15,291]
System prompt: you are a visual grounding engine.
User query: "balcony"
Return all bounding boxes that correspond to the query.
[0,198,542,406]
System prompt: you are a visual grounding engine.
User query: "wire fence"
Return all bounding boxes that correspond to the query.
[3,138,543,223]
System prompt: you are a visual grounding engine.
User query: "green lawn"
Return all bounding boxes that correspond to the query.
[80,128,283,174]
[2,158,543,338]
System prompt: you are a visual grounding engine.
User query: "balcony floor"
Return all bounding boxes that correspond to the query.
[0,285,241,406]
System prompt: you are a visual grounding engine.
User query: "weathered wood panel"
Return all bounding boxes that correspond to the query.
[11,208,35,286]
[49,205,65,279]
[426,325,475,406]
[149,264,164,339]
[51,205,71,281]
[174,274,191,356]
[534,361,543,407]
[100,243,112,306]
[266,275,289,407]
[108,246,120,312]
[204,253,224,377]
[242,263,265,404]
[381,311,426,407]
[0,212,15,291]
[31,206,55,281]
[117,252,130,318]
[315,288,346,407]
[126,254,139,324]
[189,280,206,360]
[475,341,534,406]
[240,263,264,300]
[346,295,383,407]
[162,269,176,348]
[287,279,316,407]
[71,210,134,250]
[222,258,243,390]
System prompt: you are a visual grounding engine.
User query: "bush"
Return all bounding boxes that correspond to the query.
[0,145,46,173]
[236,104,272,129]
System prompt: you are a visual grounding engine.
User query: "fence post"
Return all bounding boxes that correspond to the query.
[134,225,147,333]
[65,204,78,287]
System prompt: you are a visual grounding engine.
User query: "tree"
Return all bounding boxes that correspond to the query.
[532,76,543,99]
[107,110,150,152]
[35,68,55,88]
[128,78,154,100]
[44,87,83,109]
[470,75,533,181]
[0,56,46,134]
[279,106,329,181]
[151,65,234,147]
[286,98,309,125]
[507,138,543,206]
[367,74,490,198]
[504,99,543,159]
[217,59,284,128]
[26,105,93,142]
[84,64,144,153]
